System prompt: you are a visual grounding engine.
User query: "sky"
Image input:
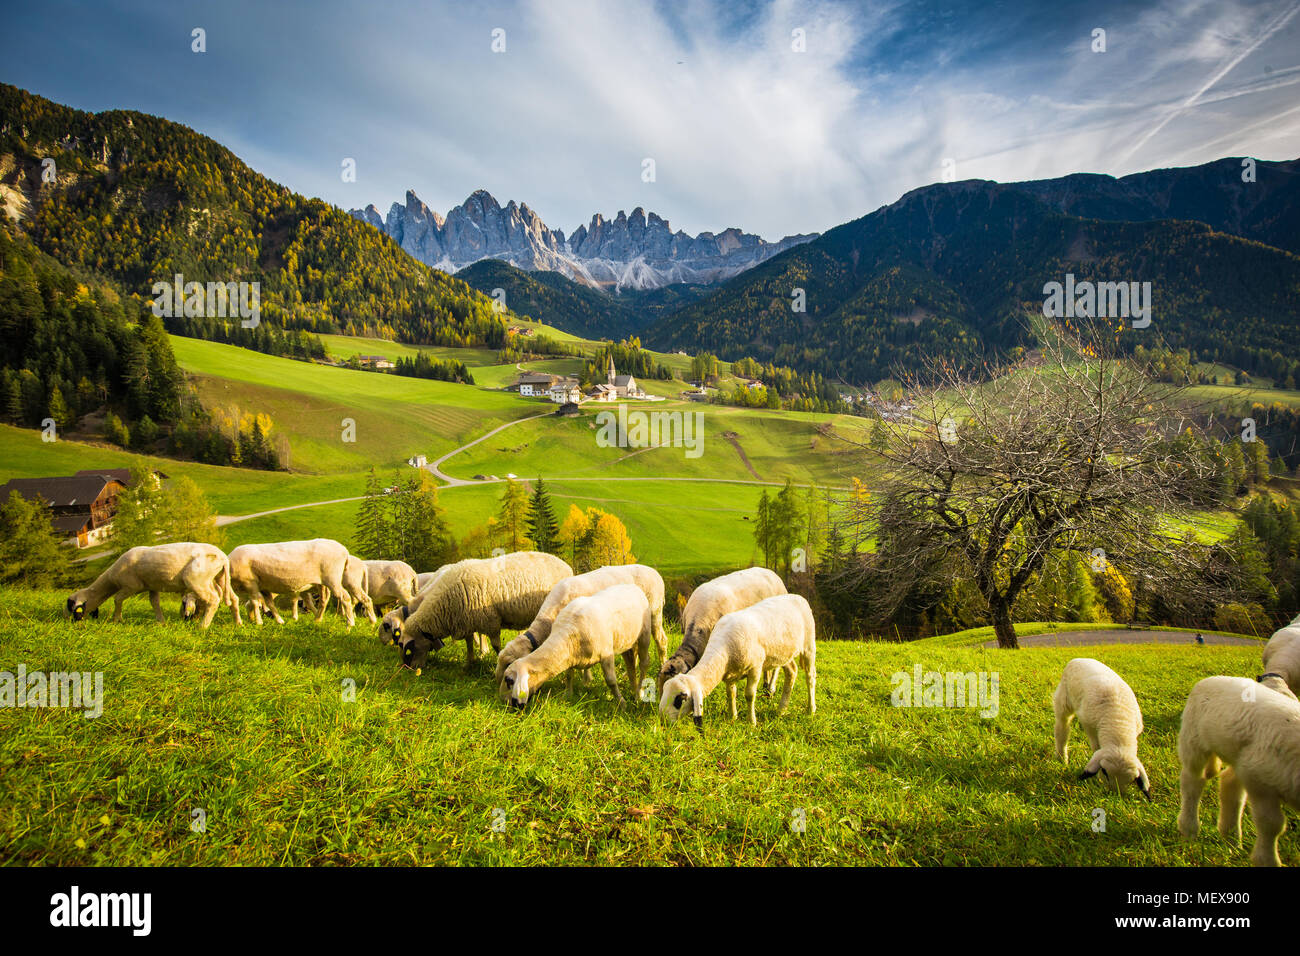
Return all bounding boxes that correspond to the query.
[2,0,1298,239]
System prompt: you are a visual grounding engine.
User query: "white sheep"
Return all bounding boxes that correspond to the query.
[397,551,572,672]
[1178,674,1300,866]
[659,593,816,730]
[1051,658,1151,798]
[363,559,418,613]
[228,538,356,627]
[502,583,653,709]
[1261,614,1300,697]
[658,567,786,693]
[380,565,449,646]
[494,564,666,697]
[67,543,240,629]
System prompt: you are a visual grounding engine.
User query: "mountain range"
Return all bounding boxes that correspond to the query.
[349,190,816,291]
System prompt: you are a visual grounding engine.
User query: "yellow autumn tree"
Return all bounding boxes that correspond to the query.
[557,504,591,568]
[587,510,635,567]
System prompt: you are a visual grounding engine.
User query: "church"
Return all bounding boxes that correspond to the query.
[589,354,646,401]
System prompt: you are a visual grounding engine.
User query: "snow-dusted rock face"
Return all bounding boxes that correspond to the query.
[349,189,815,290]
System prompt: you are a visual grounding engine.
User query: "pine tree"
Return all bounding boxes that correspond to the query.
[497,478,532,552]
[0,490,72,587]
[352,467,388,560]
[526,478,559,554]
[753,489,773,568]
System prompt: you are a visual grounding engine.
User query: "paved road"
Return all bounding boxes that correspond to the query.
[982,629,1262,648]
[426,410,554,486]
[216,496,365,527]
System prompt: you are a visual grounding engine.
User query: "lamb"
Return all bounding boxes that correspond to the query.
[396,551,572,672]
[502,583,653,709]
[659,593,816,730]
[67,543,240,629]
[1261,613,1300,696]
[379,565,449,646]
[1051,658,1151,799]
[1177,675,1300,866]
[227,538,356,627]
[658,567,786,693]
[494,564,667,697]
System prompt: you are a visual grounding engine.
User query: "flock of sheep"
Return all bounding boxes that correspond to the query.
[63,538,1300,865]
[63,542,814,728]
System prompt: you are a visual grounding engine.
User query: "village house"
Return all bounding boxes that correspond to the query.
[513,372,558,397]
[0,467,168,548]
[407,454,428,468]
[357,354,396,370]
[548,377,582,404]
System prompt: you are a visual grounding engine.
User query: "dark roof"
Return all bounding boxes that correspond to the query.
[0,476,126,508]
[518,372,557,384]
[614,374,636,387]
[73,468,167,487]
[52,514,92,535]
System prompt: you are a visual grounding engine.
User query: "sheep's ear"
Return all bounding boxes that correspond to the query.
[1136,770,1152,801]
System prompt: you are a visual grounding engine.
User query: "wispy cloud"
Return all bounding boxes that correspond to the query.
[0,0,1296,237]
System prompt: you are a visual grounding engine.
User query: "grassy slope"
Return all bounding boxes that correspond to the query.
[0,588,1277,866]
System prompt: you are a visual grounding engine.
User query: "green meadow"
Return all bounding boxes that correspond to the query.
[0,588,1273,866]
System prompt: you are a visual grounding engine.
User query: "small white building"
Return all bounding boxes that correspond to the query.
[407,454,427,468]
[549,378,582,404]
[515,372,557,397]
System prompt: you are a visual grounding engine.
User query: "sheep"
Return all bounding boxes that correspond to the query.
[658,567,786,694]
[494,564,667,698]
[67,543,240,629]
[1051,658,1151,799]
[396,551,572,672]
[379,565,449,646]
[363,559,418,614]
[659,593,816,730]
[502,583,652,710]
[227,538,356,627]
[1261,613,1300,696]
[1177,674,1300,866]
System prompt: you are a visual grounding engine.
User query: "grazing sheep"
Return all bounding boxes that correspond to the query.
[228,538,355,627]
[494,564,667,697]
[1261,614,1300,696]
[379,565,449,646]
[397,551,572,672]
[659,593,816,730]
[67,543,239,629]
[658,567,786,693]
[1052,658,1151,799]
[363,559,418,613]
[1178,675,1300,866]
[502,583,653,710]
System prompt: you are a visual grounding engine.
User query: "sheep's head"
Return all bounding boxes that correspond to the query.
[180,593,198,621]
[379,606,408,645]
[397,633,437,674]
[65,592,97,622]
[502,661,531,711]
[657,657,688,696]
[1080,751,1151,800]
[495,642,528,701]
[1256,672,1298,702]
[659,676,703,733]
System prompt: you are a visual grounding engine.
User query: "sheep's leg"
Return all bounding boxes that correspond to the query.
[331,586,354,627]
[599,656,623,706]
[744,673,759,726]
[1249,794,1285,867]
[1178,757,1212,838]
[652,607,667,665]
[112,591,128,622]
[149,591,164,622]
[246,594,263,626]
[777,664,795,715]
[1217,767,1245,846]
[1053,712,1073,763]
[196,581,220,629]
[727,682,738,720]
[289,594,300,622]
[621,648,638,699]
[487,628,502,654]
[464,635,478,667]
[764,667,780,696]
[314,587,330,623]
[565,669,576,697]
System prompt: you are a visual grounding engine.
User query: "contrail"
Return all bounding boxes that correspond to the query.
[1117,0,1300,165]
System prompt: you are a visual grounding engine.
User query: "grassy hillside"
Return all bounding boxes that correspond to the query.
[0,586,1278,866]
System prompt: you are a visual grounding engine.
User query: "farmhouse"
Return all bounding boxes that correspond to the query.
[407,454,427,468]
[0,474,126,548]
[357,354,395,370]
[513,372,557,397]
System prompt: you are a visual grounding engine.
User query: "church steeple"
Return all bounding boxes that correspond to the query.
[607,353,616,386]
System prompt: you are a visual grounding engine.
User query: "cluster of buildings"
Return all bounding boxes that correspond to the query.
[510,355,652,404]
[0,468,165,548]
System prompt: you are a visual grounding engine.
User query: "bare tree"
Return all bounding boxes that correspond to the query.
[843,327,1226,648]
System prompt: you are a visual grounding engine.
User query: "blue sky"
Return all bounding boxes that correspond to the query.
[2,0,1297,238]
